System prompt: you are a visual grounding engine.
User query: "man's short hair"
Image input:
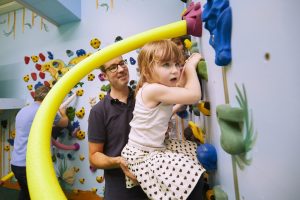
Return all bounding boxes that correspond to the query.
[34,85,51,101]
[99,65,105,72]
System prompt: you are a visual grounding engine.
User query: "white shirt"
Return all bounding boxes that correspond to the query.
[128,86,173,151]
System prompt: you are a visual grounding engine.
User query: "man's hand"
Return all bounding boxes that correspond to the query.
[59,107,67,117]
[118,157,138,185]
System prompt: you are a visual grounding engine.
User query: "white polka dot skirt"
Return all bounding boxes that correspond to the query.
[121,139,205,200]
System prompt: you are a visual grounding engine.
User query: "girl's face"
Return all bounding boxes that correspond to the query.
[152,61,181,87]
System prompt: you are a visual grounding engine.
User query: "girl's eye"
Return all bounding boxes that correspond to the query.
[175,63,180,68]
[162,63,170,68]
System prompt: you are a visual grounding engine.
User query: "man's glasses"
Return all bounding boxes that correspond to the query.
[104,60,127,73]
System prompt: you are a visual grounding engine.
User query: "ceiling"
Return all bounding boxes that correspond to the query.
[0,0,81,26]
[0,0,23,16]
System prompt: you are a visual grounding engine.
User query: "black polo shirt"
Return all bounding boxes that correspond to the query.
[88,88,147,200]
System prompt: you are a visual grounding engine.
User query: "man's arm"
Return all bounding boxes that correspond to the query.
[56,108,69,127]
[89,142,137,182]
[89,142,121,169]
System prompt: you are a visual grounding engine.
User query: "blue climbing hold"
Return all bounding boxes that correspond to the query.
[129,57,136,65]
[47,51,54,60]
[196,143,217,171]
[202,0,232,66]
[214,6,232,66]
[34,82,43,90]
[76,49,86,57]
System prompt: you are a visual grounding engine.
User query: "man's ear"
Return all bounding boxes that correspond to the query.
[98,71,108,81]
[102,72,109,80]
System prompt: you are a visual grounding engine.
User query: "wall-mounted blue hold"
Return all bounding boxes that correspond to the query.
[177,110,188,119]
[7,138,14,146]
[76,49,86,57]
[129,57,136,65]
[34,81,43,90]
[196,143,217,171]
[47,51,54,60]
[202,0,229,47]
[202,0,232,66]
[214,6,232,66]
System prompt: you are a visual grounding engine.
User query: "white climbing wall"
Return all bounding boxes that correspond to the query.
[198,0,300,199]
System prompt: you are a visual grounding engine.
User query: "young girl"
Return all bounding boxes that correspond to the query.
[121,40,205,200]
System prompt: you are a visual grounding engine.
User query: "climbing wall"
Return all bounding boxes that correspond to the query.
[0,0,185,198]
[198,0,300,199]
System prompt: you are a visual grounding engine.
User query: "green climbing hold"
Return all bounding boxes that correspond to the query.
[197,59,208,81]
[217,104,246,155]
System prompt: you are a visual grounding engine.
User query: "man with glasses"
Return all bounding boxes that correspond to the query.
[88,56,147,200]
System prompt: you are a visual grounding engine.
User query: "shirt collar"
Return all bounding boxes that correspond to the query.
[109,87,134,105]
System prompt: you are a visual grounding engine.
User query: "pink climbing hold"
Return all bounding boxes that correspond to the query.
[51,138,80,151]
[182,2,203,37]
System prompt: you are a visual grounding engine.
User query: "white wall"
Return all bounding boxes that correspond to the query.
[198,0,300,199]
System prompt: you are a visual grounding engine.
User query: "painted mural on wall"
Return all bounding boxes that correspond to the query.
[96,0,114,11]
[0,0,114,40]
[0,8,50,39]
